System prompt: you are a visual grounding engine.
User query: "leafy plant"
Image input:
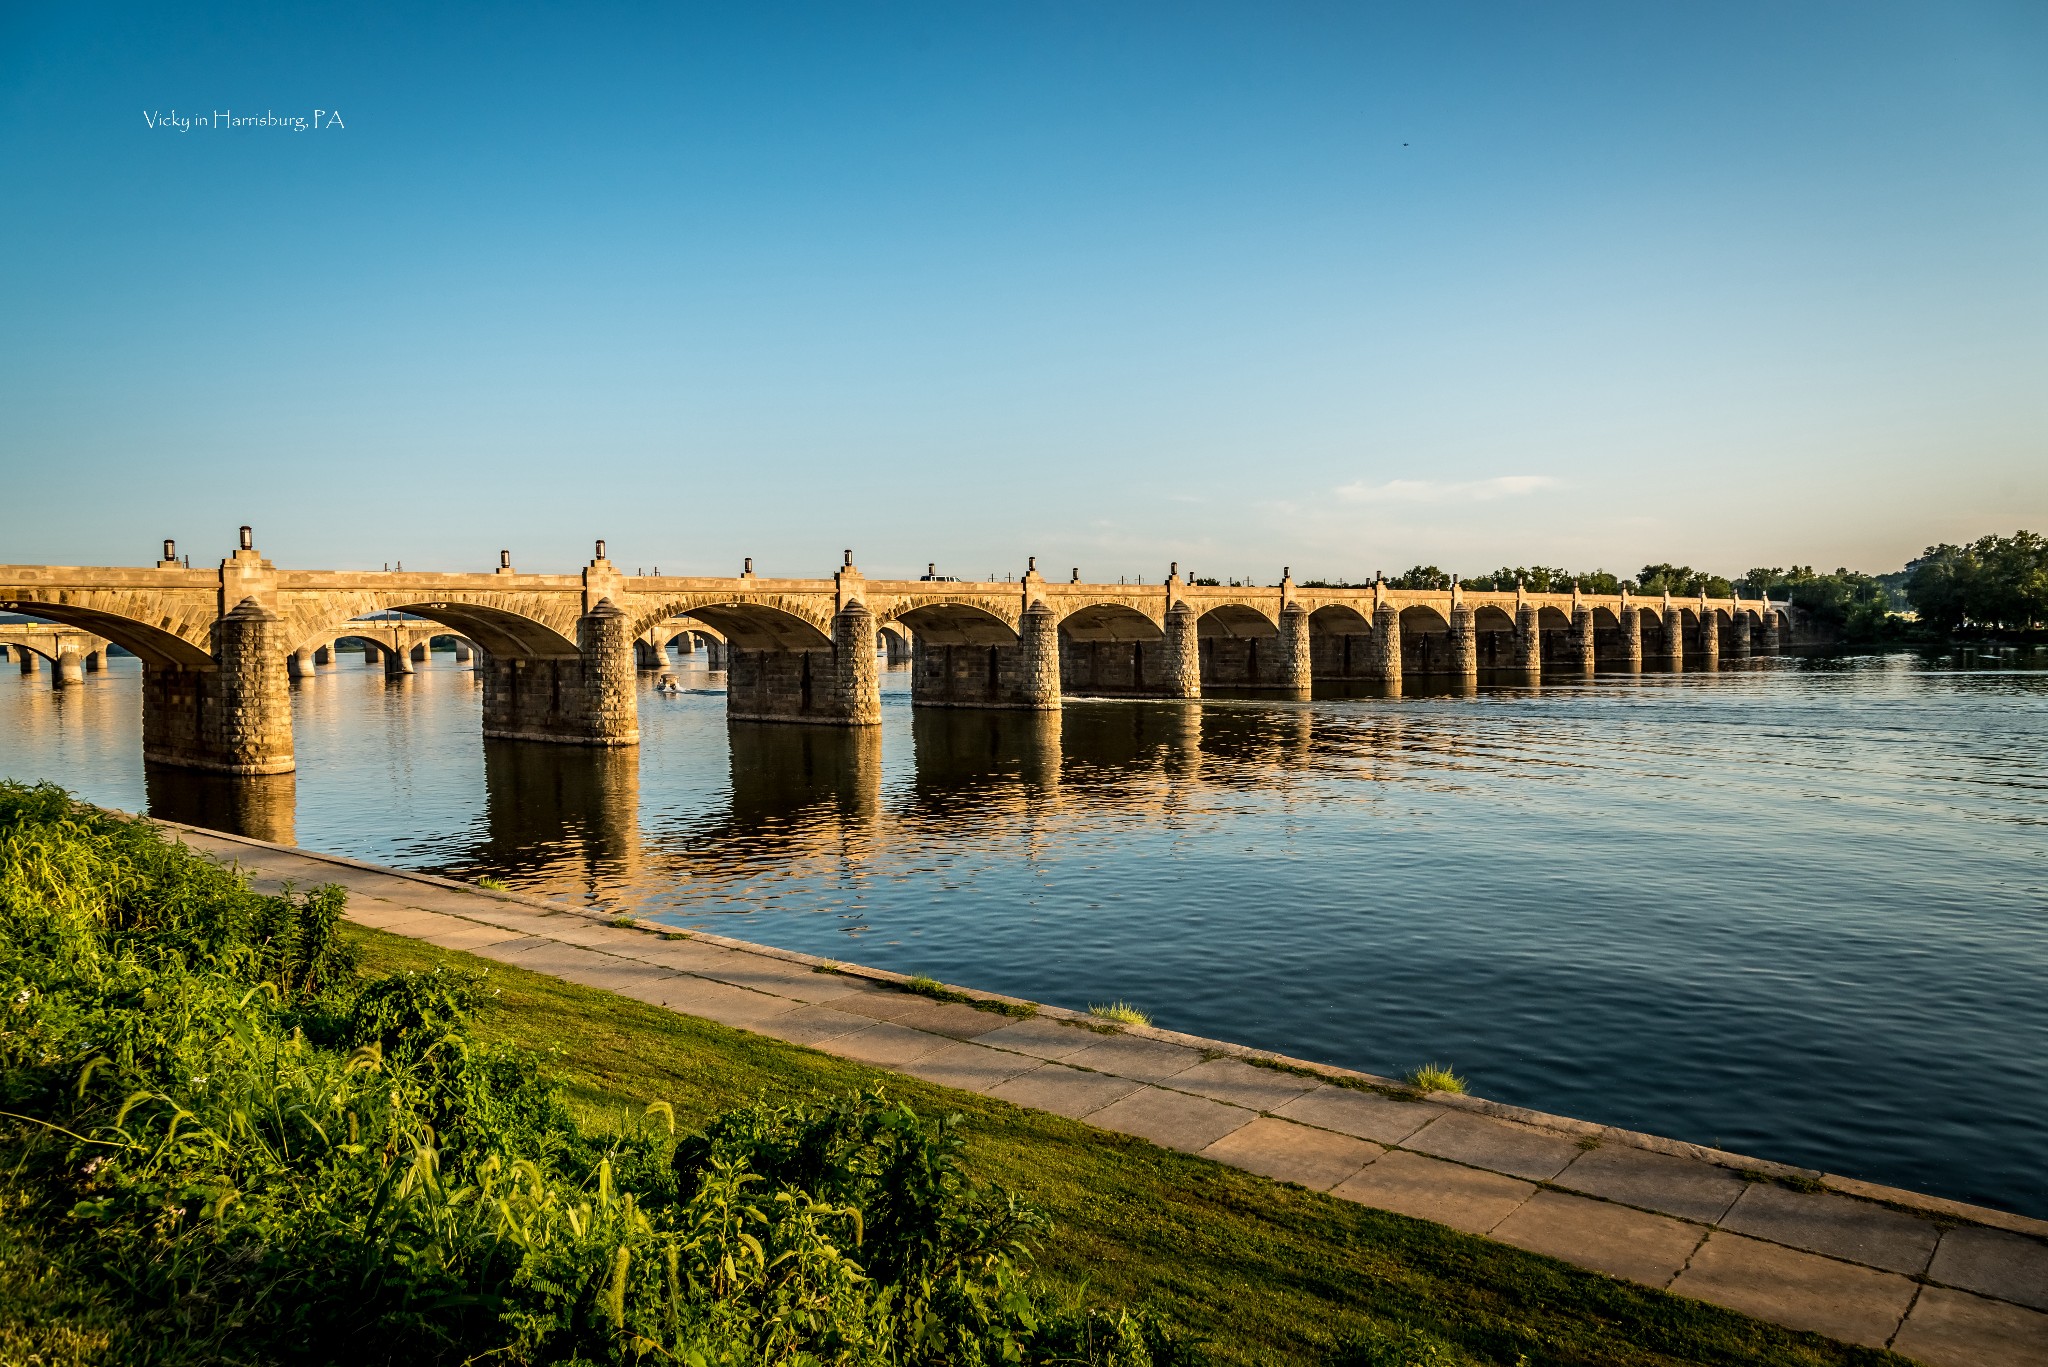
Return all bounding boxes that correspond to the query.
[0,781,1191,1367]
[1089,1001,1152,1028]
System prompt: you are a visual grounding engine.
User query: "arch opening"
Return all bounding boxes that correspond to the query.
[889,602,1018,646]
[306,604,576,661]
[1196,604,1279,640]
[1399,603,1451,634]
[1056,603,1165,644]
[0,602,210,669]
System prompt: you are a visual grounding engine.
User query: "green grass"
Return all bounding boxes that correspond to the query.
[1405,1063,1468,1096]
[349,927,1902,1367]
[903,973,1038,1018]
[1088,999,1152,1027]
[474,875,509,891]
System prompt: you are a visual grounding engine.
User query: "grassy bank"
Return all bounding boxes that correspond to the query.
[348,928,1902,1367]
[0,785,1904,1366]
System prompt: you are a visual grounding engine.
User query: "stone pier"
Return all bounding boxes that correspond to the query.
[1661,600,1685,672]
[481,599,641,745]
[1373,597,1403,692]
[1512,595,1541,681]
[911,601,1060,710]
[728,568,882,725]
[142,595,295,775]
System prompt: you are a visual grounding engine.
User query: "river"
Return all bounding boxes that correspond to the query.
[4,643,2043,1219]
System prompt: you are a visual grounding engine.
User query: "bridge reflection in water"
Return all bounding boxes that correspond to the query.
[130,686,1357,913]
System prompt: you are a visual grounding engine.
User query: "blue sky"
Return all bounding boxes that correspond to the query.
[1,2,2042,582]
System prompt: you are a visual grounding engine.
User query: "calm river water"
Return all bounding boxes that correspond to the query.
[4,646,2044,1218]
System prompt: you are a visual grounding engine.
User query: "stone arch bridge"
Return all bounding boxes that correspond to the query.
[0,533,1792,774]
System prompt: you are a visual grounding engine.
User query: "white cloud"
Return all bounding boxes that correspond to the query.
[1334,475,1558,504]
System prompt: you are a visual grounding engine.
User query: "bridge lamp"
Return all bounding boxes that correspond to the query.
[499,549,511,569]
[239,525,253,551]
[163,538,176,561]
[595,539,607,560]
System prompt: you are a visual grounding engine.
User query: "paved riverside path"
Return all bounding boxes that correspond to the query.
[167,823,2048,1367]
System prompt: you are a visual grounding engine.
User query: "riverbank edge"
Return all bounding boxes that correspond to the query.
[136,813,2048,1244]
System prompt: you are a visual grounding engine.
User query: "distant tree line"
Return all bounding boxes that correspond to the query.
[1898,531,2048,633]
[1294,532,2045,642]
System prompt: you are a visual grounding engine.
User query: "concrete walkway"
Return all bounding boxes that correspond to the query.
[168,823,2048,1367]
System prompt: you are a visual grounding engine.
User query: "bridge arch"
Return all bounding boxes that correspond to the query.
[1308,603,1372,633]
[886,600,1019,645]
[1537,605,1572,630]
[628,597,833,652]
[1054,602,1166,643]
[294,601,578,660]
[1196,602,1280,638]
[1399,602,1452,633]
[1472,605,1517,633]
[0,600,211,668]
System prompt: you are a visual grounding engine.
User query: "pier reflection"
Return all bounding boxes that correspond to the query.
[477,741,641,893]
[145,765,298,846]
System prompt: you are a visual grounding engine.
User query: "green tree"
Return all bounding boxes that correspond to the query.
[1905,531,2048,631]
[1389,565,1450,589]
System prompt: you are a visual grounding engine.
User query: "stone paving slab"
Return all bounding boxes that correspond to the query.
[1197,1116,1379,1191]
[753,1002,877,1048]
[162,824,2048,1365]
[836,990,1010,1040]
[1492,1189,1707,1286]
[1720,1181,1939,1276]
[410,918,537,953]
[1892,1286,2048,1367]
[817,1022,953,1069]
[1085,1085,1254,1153]
[1272,1085,1441,1145]
[972,1016,1105,1061]
[1403,1110,1583,1182]
[899,1040,1045,1093]
[985,1063,1146,1119]
[1329,1150,1535,1236]
[633,974,798,1029]
[1927,1224,2048,1311]
[1057,1034,1204,1084]
[1553,1141,1748,1226]
[1170,1056,1321,1112]
[1668,1232,1918,1348]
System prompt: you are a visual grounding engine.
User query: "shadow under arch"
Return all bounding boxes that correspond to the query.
[1308,603,1376,681]
[299,602,578,661]
[634,601,831,652]
[1057,602,1167,696]
[0,602,210,668]
[1195,602,1286,691]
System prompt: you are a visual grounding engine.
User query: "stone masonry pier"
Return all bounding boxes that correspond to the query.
[1,533,1795,774]
[173,822,2048,1366]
